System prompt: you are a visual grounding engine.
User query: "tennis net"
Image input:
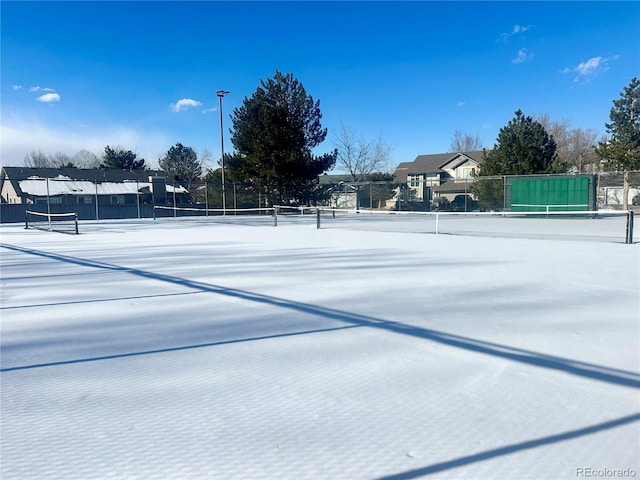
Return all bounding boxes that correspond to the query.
[25,210,79,235]
[314,208,635,244]
[153,205,278,226]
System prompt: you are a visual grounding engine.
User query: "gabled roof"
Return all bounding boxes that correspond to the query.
[318,174,355,185]
[317,173,387,185]
[399,151,484,175]
[0,167,184,200]
[17,178,187,196]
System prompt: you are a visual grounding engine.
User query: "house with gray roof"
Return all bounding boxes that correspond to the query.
[0,166,192,222]
[0,166,188,206]
[394,151,484,204]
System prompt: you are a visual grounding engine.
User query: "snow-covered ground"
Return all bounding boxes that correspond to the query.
[1,217,638,479]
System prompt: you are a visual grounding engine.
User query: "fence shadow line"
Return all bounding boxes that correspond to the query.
[0,291,205,311]
[375,412,640,480]
[0,325,360,372]
[2,243,639,388]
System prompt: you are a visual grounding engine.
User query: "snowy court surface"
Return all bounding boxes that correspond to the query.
[1,217,639,480]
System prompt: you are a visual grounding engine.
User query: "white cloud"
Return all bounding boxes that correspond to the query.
[512,48,532,64]
[499,24,531,42]
[457,102,466,107]
[577,56,603,75]
[12,85,23,90]
[563,55,619,82]
[169,98,202,112]
[29,86,56,92]
[36,93,61,103]
[0,120,169,168]
[202,107,218,114]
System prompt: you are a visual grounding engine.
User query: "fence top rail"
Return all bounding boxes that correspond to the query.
[154,205,275,214]
[315,207,631,217]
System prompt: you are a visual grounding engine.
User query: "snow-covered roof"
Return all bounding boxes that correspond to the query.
[18,179,187,196]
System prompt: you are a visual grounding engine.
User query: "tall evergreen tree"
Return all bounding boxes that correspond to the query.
[473,110,562,210]
[159,143,202,190]
[481,110,561,176]
[100,146,146,171]
[595,77,640,209]
[227,71,336,204]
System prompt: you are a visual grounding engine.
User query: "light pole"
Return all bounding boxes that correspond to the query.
[217,89,230,214]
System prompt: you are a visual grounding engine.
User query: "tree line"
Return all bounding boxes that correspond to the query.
[18,73,640,208]
[471,78,639,208]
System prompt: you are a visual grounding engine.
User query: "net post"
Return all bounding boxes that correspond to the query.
[273,206,278,227]
[435,212,439,234]
[74,214,79,235]
[626,210,634,244]
[317,208,321,229]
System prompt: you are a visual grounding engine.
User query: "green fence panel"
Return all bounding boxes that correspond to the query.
[511,176,591,212]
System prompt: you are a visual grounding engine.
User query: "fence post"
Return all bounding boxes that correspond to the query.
[234,183,237,212]
[503,175,507,212]
[136,181,141,219]
[205,181,209,216]
[273,206,278,227]
[317,208,321,229]
[46,178,52,230]
[626,210,634,244]
[95,182,99,221]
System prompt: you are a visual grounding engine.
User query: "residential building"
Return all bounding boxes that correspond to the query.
[1,167,188,206]
[394,151,483,203]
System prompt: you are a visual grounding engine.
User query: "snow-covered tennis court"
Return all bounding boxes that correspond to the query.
[1,217,638,479]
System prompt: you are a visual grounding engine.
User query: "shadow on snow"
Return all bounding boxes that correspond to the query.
[2,242,639,477]
[375,412,640,480]
[2,243,638,389]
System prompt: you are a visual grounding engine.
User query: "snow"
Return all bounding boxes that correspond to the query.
[1,216,639,479]
[18,178,187,196]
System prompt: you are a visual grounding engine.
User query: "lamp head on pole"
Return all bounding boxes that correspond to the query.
[216,90,230,98]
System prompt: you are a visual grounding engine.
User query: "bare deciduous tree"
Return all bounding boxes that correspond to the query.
[199,148,213,168]
[23,150,52,167]
[333,123,393,183]
[449,130,483,152]
[72,149,101,168]
[535,114,601,173]
[23,150,82,168]
[49,152,74,168]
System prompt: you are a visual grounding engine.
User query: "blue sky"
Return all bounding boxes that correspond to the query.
[2,1,639,171]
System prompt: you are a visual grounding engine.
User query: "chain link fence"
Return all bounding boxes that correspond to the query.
[2,172,639,223]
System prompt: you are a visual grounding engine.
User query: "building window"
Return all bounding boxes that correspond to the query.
[77,196,93,204]
[457,167,475,179]
[424,174,440,186]
[36,197,62,204]
[111,195,125,205]
[408,175,422,187]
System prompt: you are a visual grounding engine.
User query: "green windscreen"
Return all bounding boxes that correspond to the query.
[511,177,590,212]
